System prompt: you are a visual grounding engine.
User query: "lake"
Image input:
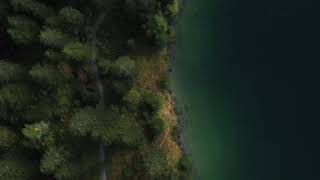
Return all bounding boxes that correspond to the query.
[172,0,320,179]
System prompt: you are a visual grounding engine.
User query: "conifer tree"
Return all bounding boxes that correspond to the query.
[0,61,24,83]
[0,154,35,180]
[146,13,169,47]
[70,107,143,146]
[112,56,136,77]
[40,146,70,175]
[0,126,18,151]
[59,6,84,30]
[29,64,66,88]
[143,146,169,177]
[9,0,54,19]
[7,16,39,44]
[0,83,33,113]
[63,42,92,62]
[22,121,49,142]
[40,29,72,48]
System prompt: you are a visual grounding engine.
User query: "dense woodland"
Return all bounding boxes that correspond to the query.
[0,0,192,179]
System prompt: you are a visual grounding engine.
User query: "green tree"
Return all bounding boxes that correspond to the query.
[22,121,49,142]
[143,146,169,177]
[59,7,84,26]
[40,146,70,175]
[112,79,133,95]
[40,29,72,48]
[0,83,33,113]
[0,154,35,180]
[98,59,112,75]
[112,56,135,77]
[7,16,39,44]
[63,42,92,62]
[143,93,163,114]
[148,116,165,139]
[9,0,54,19]
[114,112,143,146]
[29,64,66,88]
[123,88,142,110]
[44,50,65,64]
[70,107,142,146]
[124,0,157,17]
[55,85,76,115]
[69,107,98,137]
[0,126,18,151]
[24,99,55,122]
[158,76,171,91]
[146,13,169,47]
[177,154,193,180]
[44,16,64,29]
[166,0,180,18]
[0,61,24,83]
[53,160,81,180]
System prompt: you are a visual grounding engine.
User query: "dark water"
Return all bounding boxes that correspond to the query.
[172,0,320,179]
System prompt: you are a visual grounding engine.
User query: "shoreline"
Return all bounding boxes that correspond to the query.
[167,0,194,172]
[168,0,202,178]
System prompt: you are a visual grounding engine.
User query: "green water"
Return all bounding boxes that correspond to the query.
[172,0,320,179]
[172,1,233,179]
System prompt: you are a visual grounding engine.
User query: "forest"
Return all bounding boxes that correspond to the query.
[0,0,192,179]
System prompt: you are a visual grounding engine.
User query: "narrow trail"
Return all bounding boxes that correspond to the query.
[90,12,107,180]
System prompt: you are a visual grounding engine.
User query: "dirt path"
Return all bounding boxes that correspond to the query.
[90,12,107,180]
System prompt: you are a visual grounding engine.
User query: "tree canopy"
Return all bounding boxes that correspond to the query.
[29,64,66,88]
[0,0,189,179]
[0,61,24,83]
[63,42,92,62]
[7,16,39,44]
[0,154,35,180]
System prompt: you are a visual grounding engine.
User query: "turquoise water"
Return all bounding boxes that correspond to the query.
[173,0,320,179]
